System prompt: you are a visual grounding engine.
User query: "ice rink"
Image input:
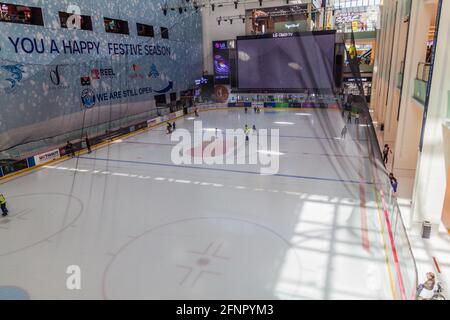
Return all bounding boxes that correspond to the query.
[0,108,396,300]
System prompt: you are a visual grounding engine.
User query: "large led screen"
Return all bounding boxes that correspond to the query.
[237,32,336,90]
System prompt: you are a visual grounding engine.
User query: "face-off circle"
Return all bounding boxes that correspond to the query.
[103,217,302,300]
[0,193,83,256]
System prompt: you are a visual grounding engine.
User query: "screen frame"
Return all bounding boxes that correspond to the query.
[236,30,337,92]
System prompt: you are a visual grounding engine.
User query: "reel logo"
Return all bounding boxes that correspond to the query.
[81,88,96,108]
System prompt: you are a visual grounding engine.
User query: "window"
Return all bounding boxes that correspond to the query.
[160,27,169,39]
[137,23,154,37]
[0,2,44,26]
[104,17,129,35]
[59,12,93,31]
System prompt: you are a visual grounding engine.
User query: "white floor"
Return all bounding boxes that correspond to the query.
[0,108,404,299]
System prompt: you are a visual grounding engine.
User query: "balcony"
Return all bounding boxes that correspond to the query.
[413,62,430,105]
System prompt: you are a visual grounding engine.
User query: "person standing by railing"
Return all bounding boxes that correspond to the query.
[389,173,398,196]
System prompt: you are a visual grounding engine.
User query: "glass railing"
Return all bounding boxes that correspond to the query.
[346,72,418,299]
[364,109,419,300]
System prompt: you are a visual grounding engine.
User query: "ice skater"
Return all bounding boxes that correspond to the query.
[252,124,257,132]
[245,125,250,143]
[172,122,176,131]
[0,192,8,217]
[245,107,248,114]
[194,108,199,117]
[347,112,352,124]
[341,125,348,140]
[166,122,173,134]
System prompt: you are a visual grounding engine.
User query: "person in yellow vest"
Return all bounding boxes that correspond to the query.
[0,192,8,217]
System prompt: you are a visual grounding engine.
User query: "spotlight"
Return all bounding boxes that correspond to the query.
[259,0,262,6]
[211,4,215,11]
[234,1,238,9]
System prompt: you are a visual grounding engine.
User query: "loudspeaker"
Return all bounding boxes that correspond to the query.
[335,54,343,88]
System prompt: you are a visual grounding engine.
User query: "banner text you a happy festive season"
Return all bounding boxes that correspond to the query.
[7,36,171,57]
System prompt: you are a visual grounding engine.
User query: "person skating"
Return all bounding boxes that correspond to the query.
[347,112,352,124]
[0,192,8,217]
[167,122,173,134]
[244,125,250,143]
[245,107,248,114]
[341,125,348,140]
[172,122,176,131]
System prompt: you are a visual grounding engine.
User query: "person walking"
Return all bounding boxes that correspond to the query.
[0,192,8,217]
[383,144,392,164]
[341,125,348,140]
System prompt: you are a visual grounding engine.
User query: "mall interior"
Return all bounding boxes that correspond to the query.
[0,0,448,300]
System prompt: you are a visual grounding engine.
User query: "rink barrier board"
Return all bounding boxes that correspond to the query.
[0,105,338,183]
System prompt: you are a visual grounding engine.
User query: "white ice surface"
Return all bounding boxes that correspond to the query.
[0,109,396,300]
